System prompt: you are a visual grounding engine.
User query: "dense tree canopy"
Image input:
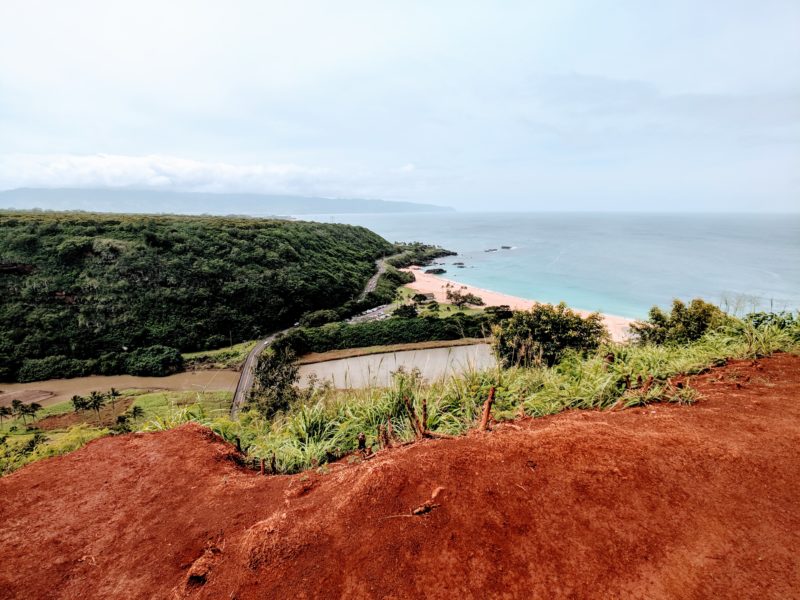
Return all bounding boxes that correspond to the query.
[0,212,392,381]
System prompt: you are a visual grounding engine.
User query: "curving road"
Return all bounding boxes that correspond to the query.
[230,257,390,418]
[359,257,387,300]
[229,330,289,419]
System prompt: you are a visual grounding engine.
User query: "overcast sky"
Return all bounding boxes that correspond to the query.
[0,1,798,211]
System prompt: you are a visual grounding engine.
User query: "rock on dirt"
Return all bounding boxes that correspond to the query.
[1,354,799,599]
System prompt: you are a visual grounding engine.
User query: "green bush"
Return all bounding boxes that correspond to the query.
[386,242,456,268]
[631,299,733,345]
[744,311,797,331]
[124,345,183,376]
[273,313,491,356]
[18,355,96,382]
[300,309,341,327]
[251,349,300,418]
[484,305,513,323]
[393,304,419,319]
[492,303,608,367]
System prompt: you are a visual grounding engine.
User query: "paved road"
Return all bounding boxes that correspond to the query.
[230,256,392,418]
[229,330,288,418]
[358,258,387,300]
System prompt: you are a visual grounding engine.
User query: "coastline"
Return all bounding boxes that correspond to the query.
[403,267,634,342]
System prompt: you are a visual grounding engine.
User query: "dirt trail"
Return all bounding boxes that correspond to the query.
[1,354,799,599]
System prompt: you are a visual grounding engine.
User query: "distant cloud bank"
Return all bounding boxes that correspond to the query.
[0,154,347,196]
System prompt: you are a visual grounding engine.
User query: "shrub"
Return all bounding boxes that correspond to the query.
[125,345,183,376]
[744,311,797,331]
[17,355,95,382]
[386,243,456,268]
[492,303,608,367]
[273,314,491,356]
[446,289,484,307]
[484,305,513,323]
[300,309,342,328]
[631,299,733,345]
[251,349,300,418]
[393,304,419,319]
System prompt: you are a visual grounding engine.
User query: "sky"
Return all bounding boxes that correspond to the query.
[0,0,798,211]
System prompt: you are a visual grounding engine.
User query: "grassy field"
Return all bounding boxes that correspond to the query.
[396,286,485,317]
[1,390,231,437]
[132,390,232,421]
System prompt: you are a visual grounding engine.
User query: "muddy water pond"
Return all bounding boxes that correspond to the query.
[1,344,496,408]
[298,343,495,389]
[0,370,240,408]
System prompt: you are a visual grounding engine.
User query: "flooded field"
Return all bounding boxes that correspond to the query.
[1,344,496,408]
[0,370,240,408]
[298,343,495,388]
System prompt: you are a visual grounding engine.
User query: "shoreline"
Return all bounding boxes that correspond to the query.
[403,267,634,342]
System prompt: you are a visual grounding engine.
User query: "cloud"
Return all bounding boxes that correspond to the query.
[0,154,340,195]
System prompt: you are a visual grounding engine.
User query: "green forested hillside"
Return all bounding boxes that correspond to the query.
[0,212,392,381]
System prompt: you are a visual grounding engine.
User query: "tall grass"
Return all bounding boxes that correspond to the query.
[4,321,796,477]
[198,322,797,474]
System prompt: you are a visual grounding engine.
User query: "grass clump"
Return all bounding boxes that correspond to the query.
[0,424,109,475]
[230,315,797,474]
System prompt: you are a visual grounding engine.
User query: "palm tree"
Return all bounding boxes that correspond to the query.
[129,405,145,421]
[27,402,42,421]
[107,388,121,413]
[0,406,11,426]
[71,395,87,413]
[87,391,106,424]
[11,399,25,423]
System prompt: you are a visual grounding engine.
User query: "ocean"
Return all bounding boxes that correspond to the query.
[303,212,800,319]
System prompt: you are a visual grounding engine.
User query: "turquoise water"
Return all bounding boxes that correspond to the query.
[305,212,800,319]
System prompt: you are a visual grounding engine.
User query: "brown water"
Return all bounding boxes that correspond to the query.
[0,370,240,408]
[1,344,496,408]
[298,343,495,389]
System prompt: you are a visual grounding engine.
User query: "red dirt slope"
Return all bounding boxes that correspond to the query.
[1,354,799,600]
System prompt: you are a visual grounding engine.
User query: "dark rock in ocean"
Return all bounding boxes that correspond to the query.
[501,245,512,249]
[485,248,498,253]
[425,268,447,275]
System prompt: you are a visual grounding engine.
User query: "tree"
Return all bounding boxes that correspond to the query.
[492,303,609,368]
[0,406,11,426]
[446,289,484,308]
[251,349,300,418]
[484,305,513,324]
[71,395,87,413]
[11,399,25,423]
[630,299,732,345]
[87,391,106,423]
[25,403,42,422]
[393,304,418,319]
[129,405,145,421]
[107,388,120,412]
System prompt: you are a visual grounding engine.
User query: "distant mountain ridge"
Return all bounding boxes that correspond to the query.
[0,188,453,216]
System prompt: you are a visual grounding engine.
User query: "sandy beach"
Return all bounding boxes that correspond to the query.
[404,267,634,342]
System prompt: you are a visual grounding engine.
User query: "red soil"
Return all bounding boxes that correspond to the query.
[1,354,799,599]
[36,397,135,431]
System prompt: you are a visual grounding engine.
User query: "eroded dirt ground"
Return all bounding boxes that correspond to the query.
[1,354,798,599]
